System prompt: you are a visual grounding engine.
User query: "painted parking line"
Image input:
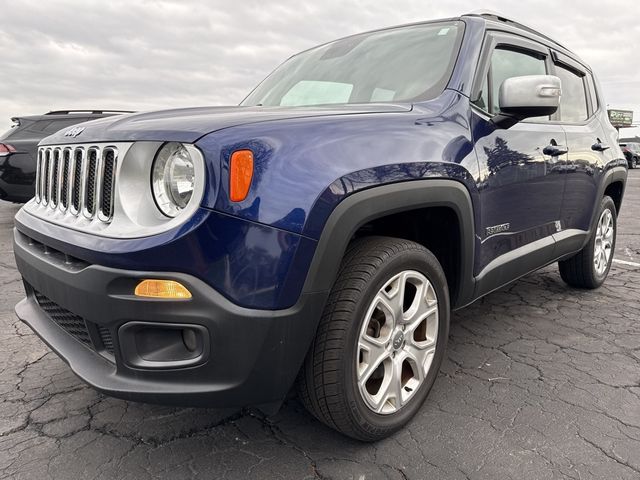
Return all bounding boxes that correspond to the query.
[612,258,640,267]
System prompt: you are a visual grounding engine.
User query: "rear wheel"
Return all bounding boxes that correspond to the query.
[298,236,450,441]
[559,196,616,289]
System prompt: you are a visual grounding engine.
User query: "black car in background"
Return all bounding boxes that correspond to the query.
[0,110,132,202]
[619,142,640,169]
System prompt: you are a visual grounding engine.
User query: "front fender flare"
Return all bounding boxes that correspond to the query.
[301,179,476,309]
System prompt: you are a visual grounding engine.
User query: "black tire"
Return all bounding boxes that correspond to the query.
[558,196,617,289]
[633,157,638,169]
[297,236,450,441]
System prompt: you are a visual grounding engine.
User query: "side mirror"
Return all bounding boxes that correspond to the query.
[493,75,561,129]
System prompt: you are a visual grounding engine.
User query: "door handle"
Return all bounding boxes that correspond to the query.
[591,142,610,152]
[543,145,568,156]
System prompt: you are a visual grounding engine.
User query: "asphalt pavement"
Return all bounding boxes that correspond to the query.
[1,171,639,479]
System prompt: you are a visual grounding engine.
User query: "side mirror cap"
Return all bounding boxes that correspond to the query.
[493,75,561,129]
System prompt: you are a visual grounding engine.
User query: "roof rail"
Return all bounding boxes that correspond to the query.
[463,10,571,51]
[45,109,134,115]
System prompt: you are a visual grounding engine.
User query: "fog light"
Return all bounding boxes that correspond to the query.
[118,322,209,369]
[182,328,198,352]
[134,279,192,299]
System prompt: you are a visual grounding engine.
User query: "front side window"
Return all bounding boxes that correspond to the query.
[489,48,546,114]
[474,46,548,118]
[242,22,463,107]
[555,65,588,122]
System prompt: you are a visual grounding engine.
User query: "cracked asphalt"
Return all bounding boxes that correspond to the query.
[1,171,639,480]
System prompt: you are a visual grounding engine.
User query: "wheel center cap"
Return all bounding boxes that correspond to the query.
[392,329,404,350]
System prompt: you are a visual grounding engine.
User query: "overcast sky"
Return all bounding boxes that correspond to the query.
[1,0,639,137]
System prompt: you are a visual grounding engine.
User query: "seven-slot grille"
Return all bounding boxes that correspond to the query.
[35,145,118,222]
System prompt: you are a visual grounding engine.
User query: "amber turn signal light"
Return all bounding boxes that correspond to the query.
[134,279,192,299]
[229,150,254,202]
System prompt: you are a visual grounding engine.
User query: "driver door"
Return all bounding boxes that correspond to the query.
[470,33,567,292]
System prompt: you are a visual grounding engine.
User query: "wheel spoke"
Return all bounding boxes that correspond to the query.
[386,358,404,411]
[357,335,391,384]
[404,284,430,322]
[374,293,397,328]
[380,273,407,325]
[604,224,614,242]
[405,340,436,375]
[404,304,437,335]
[370,366,394,413]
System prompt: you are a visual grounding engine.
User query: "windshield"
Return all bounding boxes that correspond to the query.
[242,21,463,107]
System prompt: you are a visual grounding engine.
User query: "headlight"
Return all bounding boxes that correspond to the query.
[151,142,195,217]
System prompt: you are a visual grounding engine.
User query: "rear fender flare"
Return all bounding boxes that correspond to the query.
[589,166,627,229]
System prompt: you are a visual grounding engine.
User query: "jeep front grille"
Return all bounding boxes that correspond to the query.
[35,145,118,222]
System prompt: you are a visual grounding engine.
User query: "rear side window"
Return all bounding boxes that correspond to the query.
[1,118,89,140]
[586,75,599,112]
[555,65,588,122]
[5,120,54,138]
[0,125,19,141]
[0,119,35,140]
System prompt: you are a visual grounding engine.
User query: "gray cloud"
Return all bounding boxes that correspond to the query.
[1,0,639,137]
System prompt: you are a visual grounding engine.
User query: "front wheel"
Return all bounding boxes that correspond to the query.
[297,237,450,441]
[559,196,617,289]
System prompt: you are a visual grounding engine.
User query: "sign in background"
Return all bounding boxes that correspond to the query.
[608,109,634,128]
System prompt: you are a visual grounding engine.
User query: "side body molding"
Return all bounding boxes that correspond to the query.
[301,179,477,309]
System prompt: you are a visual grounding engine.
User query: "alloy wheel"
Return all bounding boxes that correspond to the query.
[594,208,614,276]
[356,270,438,414]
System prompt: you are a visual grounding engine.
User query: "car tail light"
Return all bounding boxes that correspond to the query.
[0,143,16,157]
[229,150,254,202]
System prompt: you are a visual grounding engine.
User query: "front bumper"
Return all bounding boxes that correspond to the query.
[13,228,327,409]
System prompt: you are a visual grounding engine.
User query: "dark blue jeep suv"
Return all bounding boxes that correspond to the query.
[13,12,627,440]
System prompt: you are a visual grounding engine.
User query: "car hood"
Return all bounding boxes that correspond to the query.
[40,104,412,145]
